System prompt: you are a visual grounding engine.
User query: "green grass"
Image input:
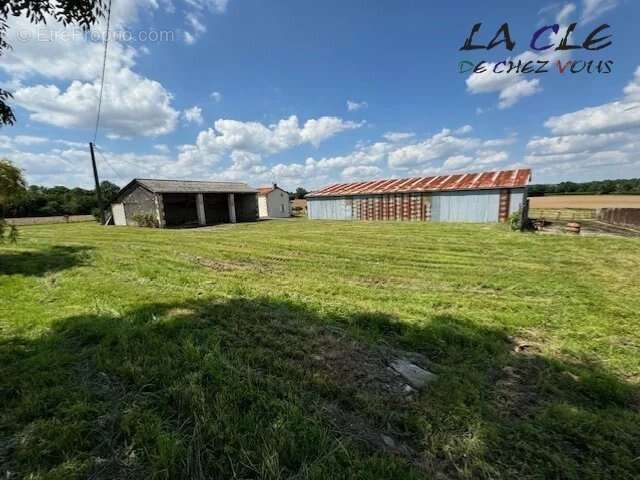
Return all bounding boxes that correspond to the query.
[1,220,639,479]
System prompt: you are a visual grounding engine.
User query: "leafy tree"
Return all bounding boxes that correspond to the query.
[528,178,640,196]
[0,1,106,126]
[0,158,26,242]
[0,158,26,203]
[294,187,308,199]
[100,180,120,204]
[3,180,120,218]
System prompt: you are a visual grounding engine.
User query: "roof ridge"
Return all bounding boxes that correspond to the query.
[136,178,248,184]
[308,168,531,197]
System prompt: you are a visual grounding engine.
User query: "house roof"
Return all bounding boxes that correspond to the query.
[307,169,531,198]
[257,187,275,196]
[127,178,256,195]
[257,185,288,196]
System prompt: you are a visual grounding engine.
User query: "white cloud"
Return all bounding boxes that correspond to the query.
[300,116,363,146]
[387,127,513,171]
[443,155,473,169]
[544,102,640,136]
[465,16,579,109]
[465,50,555,109]
[497,79,542,109]
[183,12,207,44]
[13,68,180,137]
[181,0,230,43]
[154,144,171,154]
[1,14,137,82]
[183,106,204,125]
[347,100,368,112]
[185,0,229,13]
[468,0,619,109]
[454,125,473,134]
[261,126,515,189]
[526,65,640,179]
[0,2,183,138]
[13,135,49,146]
[581,0,618,23]
[210,91,223,103]
[177,115,362,168]
[342,165,382,180]
[556,3,577,23]
[183,31,196,45]
[383,131,415,142]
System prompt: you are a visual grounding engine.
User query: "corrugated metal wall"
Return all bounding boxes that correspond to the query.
[308,197,352,220]
[308,188,526,223]
[431,190,500,222]
[509,189,524,215]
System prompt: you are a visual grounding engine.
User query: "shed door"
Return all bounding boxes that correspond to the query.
[112,203,126,225]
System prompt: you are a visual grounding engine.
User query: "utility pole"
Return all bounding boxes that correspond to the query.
[89,142,105,225]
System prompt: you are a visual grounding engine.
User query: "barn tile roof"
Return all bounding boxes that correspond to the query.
[307,169,531,197]
[134,179,256,194]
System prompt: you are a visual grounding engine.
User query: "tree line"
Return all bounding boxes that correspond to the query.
[3,181,120,218]
[528,178,640,196]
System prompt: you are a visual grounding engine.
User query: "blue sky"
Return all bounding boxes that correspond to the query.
[1,0,639,190]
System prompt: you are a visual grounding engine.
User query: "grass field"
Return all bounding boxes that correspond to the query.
[529,194,640,209]
[1,220,639,479]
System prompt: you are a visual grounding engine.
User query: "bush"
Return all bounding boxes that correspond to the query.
[0,218,18,243]
[508,211,534,231]
[508,211,521,231]
[132,213,159,228]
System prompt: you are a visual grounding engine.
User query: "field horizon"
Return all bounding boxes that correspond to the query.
[529,194,640,209]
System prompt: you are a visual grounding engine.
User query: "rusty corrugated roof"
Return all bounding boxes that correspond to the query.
[307,169,531,197]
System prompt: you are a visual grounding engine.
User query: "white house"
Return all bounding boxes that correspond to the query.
[257,184,291,218]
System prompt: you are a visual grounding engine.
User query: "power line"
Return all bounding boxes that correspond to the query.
[93,0,113,143]
[94,144,157,176]
[94,146,127,182]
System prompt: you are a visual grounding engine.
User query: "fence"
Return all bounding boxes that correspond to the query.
[5,215,95,226]
[528,208,596,221]
[598,208,640,227]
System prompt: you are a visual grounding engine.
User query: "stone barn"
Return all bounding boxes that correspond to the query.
[307,169,531,223]
[111,179,258,227]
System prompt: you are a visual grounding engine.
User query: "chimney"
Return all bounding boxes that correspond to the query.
[273,183,278,189]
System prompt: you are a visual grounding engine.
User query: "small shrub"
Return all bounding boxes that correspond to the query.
[508,211,521,231]
[508,211,534,231]
[132,213,159,228]
[0,218,18,243]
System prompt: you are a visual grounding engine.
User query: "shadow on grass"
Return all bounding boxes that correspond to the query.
[0,245,93,277]
[0,297,638,479]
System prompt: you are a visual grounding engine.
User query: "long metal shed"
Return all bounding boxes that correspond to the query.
[306,169,531,223]
[111,179,258,228]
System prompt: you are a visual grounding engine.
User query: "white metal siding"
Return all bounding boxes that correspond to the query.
[308,197,353,220]
[431,190,501,222]
[309,188,525,222]
[509,189,525,215]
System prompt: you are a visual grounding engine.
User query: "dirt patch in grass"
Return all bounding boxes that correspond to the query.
[301,326,434,465]
[491,334,547,419]
[184,254,271,272]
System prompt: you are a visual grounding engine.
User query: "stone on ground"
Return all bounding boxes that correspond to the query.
[389,359,437,389]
